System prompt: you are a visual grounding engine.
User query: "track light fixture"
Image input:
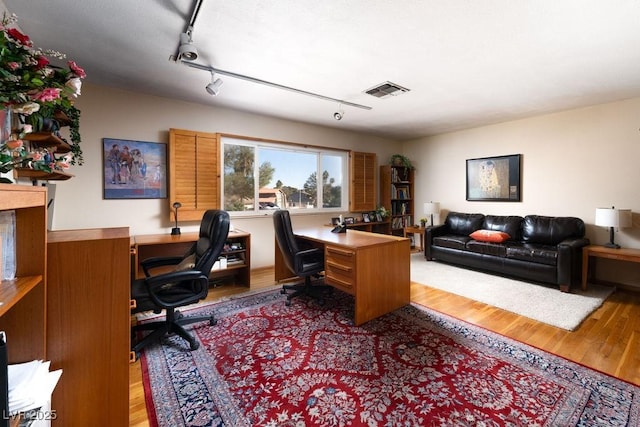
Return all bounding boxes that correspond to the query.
[206,72,224,96]
[333,105,345,121]
[178,26,198,61]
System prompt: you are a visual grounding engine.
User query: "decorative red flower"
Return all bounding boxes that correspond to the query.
[67,61,86,79]
[35,56,49,70]
[6,28,32,46]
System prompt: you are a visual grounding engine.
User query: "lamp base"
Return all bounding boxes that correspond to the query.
[604,226,620,249]
[171,227,181,235]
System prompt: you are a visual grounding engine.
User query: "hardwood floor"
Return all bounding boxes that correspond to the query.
[129,267,640,426]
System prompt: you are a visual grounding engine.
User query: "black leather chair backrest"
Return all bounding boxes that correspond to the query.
[273,210,300,274]
[193,209,231,274]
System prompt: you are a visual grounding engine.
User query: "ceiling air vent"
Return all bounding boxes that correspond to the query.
[364,81,410,99]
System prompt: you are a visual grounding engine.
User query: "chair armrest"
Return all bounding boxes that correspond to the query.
[293,247,323,271]
[141,256,184,277]
[145,270,209,308]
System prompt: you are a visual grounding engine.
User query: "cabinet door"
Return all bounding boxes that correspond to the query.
[350,151,377,212]
[169,128,220,221]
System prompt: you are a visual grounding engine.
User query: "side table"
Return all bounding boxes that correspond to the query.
[404,225,426,252]
[581,245,640,290]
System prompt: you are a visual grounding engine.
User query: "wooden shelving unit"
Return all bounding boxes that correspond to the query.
[0,184,47,364]
[380,164,415,236]
[15,120,74,183]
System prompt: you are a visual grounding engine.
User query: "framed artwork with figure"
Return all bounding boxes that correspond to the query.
[103,138,167,199]
[466,154,521,202]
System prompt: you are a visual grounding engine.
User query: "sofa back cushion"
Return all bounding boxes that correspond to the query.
[445,212,485,235]
[522,215,585,245]
[482,215,523,241]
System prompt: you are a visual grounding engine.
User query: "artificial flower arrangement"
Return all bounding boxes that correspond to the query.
[0,12,86,181]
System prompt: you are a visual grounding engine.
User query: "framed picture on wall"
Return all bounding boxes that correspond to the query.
[103,138,167,199]
[466,154,521,202]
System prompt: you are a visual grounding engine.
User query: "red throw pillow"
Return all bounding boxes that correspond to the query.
[469,229,511,243]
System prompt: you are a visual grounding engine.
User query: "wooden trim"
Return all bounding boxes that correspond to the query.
[218,132,351,153]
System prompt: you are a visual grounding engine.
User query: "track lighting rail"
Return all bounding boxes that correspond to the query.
[180,60,372,110]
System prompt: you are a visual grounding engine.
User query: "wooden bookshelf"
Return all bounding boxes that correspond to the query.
[380,164,415,236]
[0,184,47,364]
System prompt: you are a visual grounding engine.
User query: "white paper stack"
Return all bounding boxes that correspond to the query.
[8,360,62,416]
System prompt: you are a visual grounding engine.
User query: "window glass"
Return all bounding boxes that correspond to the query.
[223,142,255,211]
[222,137,347,214]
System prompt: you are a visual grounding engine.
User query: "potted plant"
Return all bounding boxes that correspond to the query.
[390,154,413,169]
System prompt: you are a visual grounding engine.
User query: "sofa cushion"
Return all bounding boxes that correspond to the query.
[482,215,523,240]
[466,240,508,257]
[522,215,586,245]
[469,229,511,243]
[445,212,485,236]
[505,242,557,266]
[433,235,470,250]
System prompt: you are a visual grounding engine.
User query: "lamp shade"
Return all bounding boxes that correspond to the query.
[595,207,632,228]
[423,202,440,215]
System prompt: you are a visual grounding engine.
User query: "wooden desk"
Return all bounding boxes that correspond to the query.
[582,245,640,290]
[403,225,425,251]
[275,228,411,325]
[132,231,251,287]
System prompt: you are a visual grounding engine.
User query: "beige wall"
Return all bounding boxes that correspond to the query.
[404,97,640,287]
[40,84,399,268]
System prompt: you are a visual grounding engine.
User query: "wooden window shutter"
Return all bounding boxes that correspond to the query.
[169,128,220,222]
[349,151,377,212]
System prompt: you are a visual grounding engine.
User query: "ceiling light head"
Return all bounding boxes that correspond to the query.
[206,72,224,96]
[178,27,198,61]
[333,105,345,121]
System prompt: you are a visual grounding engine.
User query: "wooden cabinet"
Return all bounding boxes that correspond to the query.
[47,228,130,427]
[349,152,377,212]
[0,184,47,364]
[380,165,414,236]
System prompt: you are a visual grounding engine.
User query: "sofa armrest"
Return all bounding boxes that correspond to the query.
[557,237,590,291]
[425,224,448,259]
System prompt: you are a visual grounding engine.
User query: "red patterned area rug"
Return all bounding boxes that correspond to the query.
[140,289,639,426]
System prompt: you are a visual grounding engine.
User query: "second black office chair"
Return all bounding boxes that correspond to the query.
[131,209,230,357]
[273,210,332,306]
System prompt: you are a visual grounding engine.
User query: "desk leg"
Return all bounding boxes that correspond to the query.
[582,252,590,291]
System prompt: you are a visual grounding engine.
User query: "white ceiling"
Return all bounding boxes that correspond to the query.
[4,0,640,140]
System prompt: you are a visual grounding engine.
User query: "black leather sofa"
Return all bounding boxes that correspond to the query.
[424,212,590,292]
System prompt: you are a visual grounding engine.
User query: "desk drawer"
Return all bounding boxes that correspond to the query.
[325,245,355,294]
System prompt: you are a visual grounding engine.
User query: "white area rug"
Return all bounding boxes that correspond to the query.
[410,253,615,331]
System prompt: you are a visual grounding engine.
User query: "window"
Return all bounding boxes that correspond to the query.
[222,136,348,214]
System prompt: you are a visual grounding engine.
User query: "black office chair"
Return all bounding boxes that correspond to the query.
[131,209,230,356]
[273,210,331,306]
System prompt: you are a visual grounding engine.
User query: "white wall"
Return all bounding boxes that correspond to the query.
[404,97,640,287]
[38,84,399,268]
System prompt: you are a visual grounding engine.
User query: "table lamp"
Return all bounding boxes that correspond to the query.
[171,202,182,235]
[595,206,631,249]
[423,201,441,226]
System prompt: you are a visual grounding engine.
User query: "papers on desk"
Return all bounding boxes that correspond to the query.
[8,360,61,416]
